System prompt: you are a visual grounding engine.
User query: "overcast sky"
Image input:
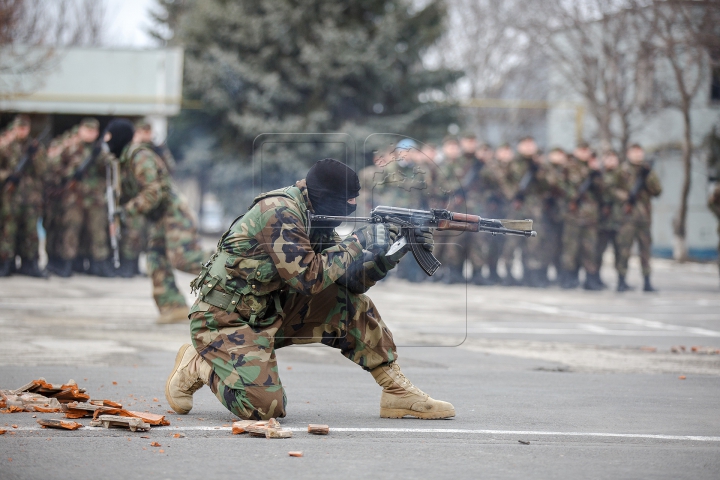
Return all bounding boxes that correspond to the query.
[105,0,156,47]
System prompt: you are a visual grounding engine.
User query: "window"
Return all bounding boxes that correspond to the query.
[711,65,720,102]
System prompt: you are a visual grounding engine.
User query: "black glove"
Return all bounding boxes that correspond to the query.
[353,223,396,253]
[413,227,434,252]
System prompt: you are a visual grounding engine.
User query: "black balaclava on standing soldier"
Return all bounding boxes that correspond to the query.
[105,119,135,158]
[305,158,360,228]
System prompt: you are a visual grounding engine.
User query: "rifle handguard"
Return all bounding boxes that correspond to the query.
[437,220,480,232]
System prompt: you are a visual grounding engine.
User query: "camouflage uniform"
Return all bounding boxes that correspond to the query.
[542,163,568,277]
[616,163,662,277]
[561,157,603,283]
[119,143,207,311]
[439,153,488,283]
[708,182,720,278]
[43,134,71,265]
[506,154,555,285]
[596,167,628,273]
[189,180,397,419]
[59,141,111,263]
[481,158,514,283]
[371,155,431,281]
[0,137,46,265]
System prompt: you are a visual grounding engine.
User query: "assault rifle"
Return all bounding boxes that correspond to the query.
[66,139,104,189]
[309,205,536,276]
[570,168,602,210]
[628,160,654,206]
[106,158,122,268]
[513,161,539,202]
[3,125,51,193]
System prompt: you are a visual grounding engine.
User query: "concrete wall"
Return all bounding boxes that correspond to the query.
[0,46,184,117]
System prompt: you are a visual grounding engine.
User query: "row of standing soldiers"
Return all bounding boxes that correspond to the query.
[0,115,207,324]
[359,134,663,292]
[0,115,170,278]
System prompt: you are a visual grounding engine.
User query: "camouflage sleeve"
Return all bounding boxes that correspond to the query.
[645,170,662,197]
[255,198,364,295]
[32,146,47,177]
[123,149,163,216]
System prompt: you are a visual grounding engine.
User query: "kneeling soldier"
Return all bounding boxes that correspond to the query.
[165,158,455,420]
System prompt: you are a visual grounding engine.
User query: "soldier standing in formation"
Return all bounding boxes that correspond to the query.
[164,158,454,421]
[53,118,115,277]
[596,150,624,285]
[542,148,569,283]
[507,137,554,287]
[560,143,604,290]
[0,115,47,277]
[616,144,662,292]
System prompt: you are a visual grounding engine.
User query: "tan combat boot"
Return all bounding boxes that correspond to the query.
[165,344,212,414]
[157,306,190,324]
[371,363,455,419]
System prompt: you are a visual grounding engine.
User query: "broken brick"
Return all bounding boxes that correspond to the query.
[0,430,5,435]
[265,428,292,439]
[232,420,255,434]
[288,451,303,457]
[678,375,687,380]
[308,424,329,435]
[37,419,83,430]
[150,442,161,447]
[90,415,150,432]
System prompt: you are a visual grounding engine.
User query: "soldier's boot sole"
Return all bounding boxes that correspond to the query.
[165,344,210,415]
[380,407,456,420]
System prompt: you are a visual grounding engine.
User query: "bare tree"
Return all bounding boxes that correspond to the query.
[639,1,720,261]
[0,0,108,97]
[434,0,546,141]
[518,0,657,153]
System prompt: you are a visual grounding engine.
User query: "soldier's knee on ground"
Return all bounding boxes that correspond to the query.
[215,383,286,420]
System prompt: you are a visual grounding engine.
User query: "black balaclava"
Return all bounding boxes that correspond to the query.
[105,119,135,158]
[306,158,360,228]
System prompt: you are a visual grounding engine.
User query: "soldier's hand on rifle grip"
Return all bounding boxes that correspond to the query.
[414,227,434,253]
[352,224,392,254]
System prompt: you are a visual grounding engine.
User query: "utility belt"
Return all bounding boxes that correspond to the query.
[191,251,283,327]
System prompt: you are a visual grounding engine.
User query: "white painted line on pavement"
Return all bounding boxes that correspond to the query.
[514,302,720,337]
[10,425,719,441]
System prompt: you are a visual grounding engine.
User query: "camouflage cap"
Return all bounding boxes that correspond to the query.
[135,119,152,130]
[13,114,31,127]
[80,117,100,129]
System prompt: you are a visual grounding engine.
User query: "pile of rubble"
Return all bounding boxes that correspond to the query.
[0,378,170,432]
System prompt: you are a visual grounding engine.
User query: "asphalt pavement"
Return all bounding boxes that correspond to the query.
[1,257,719,479]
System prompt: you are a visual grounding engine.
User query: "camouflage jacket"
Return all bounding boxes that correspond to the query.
[563,157,602,225]
[621,162,662,223]
[543,163,569,224]
[190,180,367,328]
[506,154,555,219]
[0,138,46,202]
[64,141,110,199]
[599,167,629,231]
[118,143,172,220]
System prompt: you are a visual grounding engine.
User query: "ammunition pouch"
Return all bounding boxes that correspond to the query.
[190,250,283,327]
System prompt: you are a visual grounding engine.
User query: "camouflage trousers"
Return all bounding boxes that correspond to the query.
[541,220,563,272]
[596,229,619,273]
[616,221,652,277]
[120,211,147,261]
[147,194,208,311]
[561,221,598,274]
[190,283,397,420]
[0,190,41,261]
[60,191,109,261]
